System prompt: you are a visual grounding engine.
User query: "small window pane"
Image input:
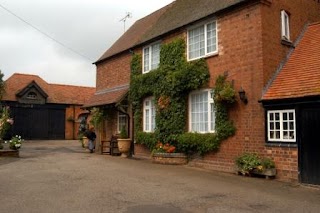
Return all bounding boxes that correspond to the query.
[289,122,294,130]
[289,112,294,120]
[289,131,294,139]
[283,113,287,120]
[270,113,274,121]
[270,122,274,130]
[270,131,275,139]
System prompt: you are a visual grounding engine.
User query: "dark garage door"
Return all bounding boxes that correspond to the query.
[10,105,65,140]
[300,107,320,185]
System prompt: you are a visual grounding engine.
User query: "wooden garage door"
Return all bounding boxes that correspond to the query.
[10,105,65,140]
[300,107,320,185]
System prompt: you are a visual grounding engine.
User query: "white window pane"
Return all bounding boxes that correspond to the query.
[267,110,296,142]
[145,109,149,131]
[151,43,160,70]
[188,25,205,59]
[190,91,211,132]
[143,47,150,72]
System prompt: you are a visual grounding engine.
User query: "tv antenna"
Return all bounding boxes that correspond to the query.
[120,12,132,32]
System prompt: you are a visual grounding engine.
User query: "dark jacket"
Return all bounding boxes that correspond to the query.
[85,130,96,141]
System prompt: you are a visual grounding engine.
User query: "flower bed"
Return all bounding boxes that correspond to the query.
[152,152,187,165]
[0,149,19,157]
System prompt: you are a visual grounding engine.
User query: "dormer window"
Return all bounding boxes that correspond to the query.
[281,10,290,41]
[27,92,37,99]
[143,42,160,74]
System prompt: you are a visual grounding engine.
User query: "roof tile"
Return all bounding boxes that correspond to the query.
[95,0,247,63]
[262,23,320,101]
[3,73,95,105]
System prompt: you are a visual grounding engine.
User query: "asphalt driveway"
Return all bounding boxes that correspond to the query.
[0,140,319,213]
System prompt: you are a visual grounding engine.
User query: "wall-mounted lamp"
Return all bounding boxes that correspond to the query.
[238,87,248,104]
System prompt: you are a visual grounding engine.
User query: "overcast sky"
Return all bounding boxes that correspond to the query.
[0,0,174,87]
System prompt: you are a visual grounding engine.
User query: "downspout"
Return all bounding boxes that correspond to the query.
[73,105,75,139]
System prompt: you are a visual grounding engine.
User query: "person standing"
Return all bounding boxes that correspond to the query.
[85,127,96,153]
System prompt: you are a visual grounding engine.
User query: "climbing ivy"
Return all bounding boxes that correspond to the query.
[89,107,106,129]
[130,38,235,155]
[213,75,236,142]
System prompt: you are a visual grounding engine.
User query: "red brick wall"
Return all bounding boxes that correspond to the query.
[65,106,89,140]
[96,53,131,91]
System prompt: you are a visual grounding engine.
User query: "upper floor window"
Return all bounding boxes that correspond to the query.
[117,112,127,133]
[187,20,217,61]
[281,10,290,41]
[189,89,215,133]
[27,92,37,99]
[267,109,295,142]
[143,97,156,132]
[143,42,160,73]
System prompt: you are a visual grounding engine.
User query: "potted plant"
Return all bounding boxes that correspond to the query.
[235,153,276,178]
[117,127,131,158]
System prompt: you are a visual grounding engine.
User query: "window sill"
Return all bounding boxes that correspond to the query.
[281,39,294,47]
[188,52,219,62]
[265,142,297,148]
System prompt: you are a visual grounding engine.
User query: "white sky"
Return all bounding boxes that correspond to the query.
[0,0,174,87]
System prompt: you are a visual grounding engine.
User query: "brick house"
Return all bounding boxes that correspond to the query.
[87,0,320,183]
[261,22,320,185]
[2,73,95,140]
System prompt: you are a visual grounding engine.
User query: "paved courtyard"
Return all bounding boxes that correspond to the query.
[0,140,320,213]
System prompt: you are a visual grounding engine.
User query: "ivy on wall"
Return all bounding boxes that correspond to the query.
[129,38,235,155]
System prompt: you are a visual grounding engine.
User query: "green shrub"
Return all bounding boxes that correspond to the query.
[135,132,157,150]
[176,133,220,156]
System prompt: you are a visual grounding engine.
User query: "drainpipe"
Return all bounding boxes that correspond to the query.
[73,105,75,139]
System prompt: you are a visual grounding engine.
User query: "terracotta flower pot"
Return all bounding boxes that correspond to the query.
[117,138,131,157]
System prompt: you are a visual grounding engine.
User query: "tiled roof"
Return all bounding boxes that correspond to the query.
[95,0,247,63]
[95,3,171,63]
[2,73,95,105]
[262,23,320,101]
[83,85,129,108]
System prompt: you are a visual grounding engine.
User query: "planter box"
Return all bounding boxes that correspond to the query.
[0,149,19,158]
[152,153,187,165]
[236,167,276,179]
[251,168,276,179]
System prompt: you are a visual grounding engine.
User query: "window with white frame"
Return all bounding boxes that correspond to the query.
[281,10,290,41]
[189,90,215,133]
[143,97,156,132]
[118,112,127,133]
[188,20,217,60]
[267,109,295,142]
[143,42,160,73]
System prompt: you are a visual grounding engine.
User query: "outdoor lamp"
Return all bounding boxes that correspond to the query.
[238,87,248,104]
